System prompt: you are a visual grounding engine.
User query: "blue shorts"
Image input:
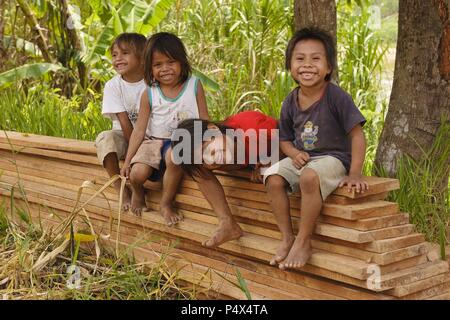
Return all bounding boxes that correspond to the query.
[149,139,171,182]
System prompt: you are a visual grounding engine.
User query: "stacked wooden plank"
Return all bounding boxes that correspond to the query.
[0,130,449,300]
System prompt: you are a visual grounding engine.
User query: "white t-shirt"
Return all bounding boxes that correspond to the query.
[101,75,147,133]
[148,76,200,139]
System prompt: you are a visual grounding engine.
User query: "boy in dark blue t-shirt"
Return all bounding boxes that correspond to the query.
[263,28,369,271]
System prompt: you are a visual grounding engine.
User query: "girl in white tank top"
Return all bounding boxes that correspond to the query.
[121,32,210,221]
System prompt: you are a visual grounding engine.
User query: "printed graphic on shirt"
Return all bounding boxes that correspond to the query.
[301,121,319,150]
[167,108,195,133]
[127,110,139,126]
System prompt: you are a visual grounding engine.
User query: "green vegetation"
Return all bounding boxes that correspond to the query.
[384,121,450,248]
[0,192,197,299]
[0,0,448,298]
[0,84,110,141]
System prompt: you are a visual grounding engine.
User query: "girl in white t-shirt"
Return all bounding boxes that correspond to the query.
[95,33,147,212]
[121,32,210,220]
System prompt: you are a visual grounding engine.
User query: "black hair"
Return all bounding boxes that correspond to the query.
[285,27,336,81]
[110,33,147,59]
[144,32,191,86]
[171,118,231,178]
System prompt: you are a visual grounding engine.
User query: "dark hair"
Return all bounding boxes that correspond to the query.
[110,33,147,59]
[171,118,231,177]
[285,27,336,81]
[144,32,191,86]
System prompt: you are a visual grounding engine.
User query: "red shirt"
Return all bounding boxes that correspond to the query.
[224,111,278,165]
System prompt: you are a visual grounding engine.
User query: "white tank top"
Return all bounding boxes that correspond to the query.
[147,76,200,139]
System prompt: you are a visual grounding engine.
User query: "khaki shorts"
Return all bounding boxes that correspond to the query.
[263,155,346,200]
[130,139,164,170]
[95,130,128,165]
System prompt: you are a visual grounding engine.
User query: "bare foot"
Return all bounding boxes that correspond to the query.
[279,238,312,270]
[270,235,295,266]
[130,192,147,216]
[121,186,132,212]
[202,221,243,248]
[160,205,183,226]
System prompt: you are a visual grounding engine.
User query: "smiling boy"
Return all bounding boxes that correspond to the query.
[95,33,147,211]
[263,28,369,270]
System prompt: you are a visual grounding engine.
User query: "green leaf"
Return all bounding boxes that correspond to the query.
[192,68,220,92]
[235,268,252,300]
[0,63,65,88]
[83,0,176,64]
[134,0,176,35]
[112,7,124,35]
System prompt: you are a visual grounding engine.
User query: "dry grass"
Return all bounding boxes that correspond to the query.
[0,173,199,300]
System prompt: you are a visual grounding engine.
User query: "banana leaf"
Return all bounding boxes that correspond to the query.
[0,63,65,88]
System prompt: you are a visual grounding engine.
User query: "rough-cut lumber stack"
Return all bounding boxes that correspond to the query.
[0,131,449,300]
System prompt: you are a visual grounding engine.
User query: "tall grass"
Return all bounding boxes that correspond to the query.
[161,0,294,120]
[383,121,450,249]
[0,196,197,300]
[0,84,111,141]
[337,0,389,175]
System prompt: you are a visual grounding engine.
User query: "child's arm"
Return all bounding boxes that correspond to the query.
[196,81,210,121]
[120,92,151,178]
[280,141,310,169]
[116,112,134,142]
[338,124,369,193]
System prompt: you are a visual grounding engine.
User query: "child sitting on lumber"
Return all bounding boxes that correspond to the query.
[171,110,279,247]
[95,33,147,212]
[120,32,210,221]
[263,27,369,270]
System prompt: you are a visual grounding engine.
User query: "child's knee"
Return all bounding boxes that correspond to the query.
[265,175,287,190]
[130,164,152,185]
[164,148,181,170]
[299,169,319,193]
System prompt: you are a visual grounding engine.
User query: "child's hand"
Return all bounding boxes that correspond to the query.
[120,163,131,179]
[339,174,369,194]
[292,151,310,169]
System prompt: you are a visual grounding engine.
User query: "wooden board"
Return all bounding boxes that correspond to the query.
[313,233,426,254]
[10,198,394,300]
[0,131,96,154]
[386,273,450,297]
[1,132,449,300]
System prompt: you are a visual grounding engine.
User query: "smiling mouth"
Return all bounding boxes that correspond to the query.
[299,72,316,79]
[160,74,174,80]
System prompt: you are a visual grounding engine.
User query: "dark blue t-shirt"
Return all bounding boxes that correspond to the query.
[279,83,366,172]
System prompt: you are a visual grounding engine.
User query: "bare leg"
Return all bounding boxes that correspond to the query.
[129,163,153,216]
[103,152,131,211]
[279,168,322,270]
[159,148,184,226]
[195,169,243,248]
[265,175,295,265]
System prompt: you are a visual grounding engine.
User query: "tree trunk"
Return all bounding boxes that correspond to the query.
[16,0,54,63]
[293,0,338,82]
[59,0,87,89]
[375,0,449,181]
